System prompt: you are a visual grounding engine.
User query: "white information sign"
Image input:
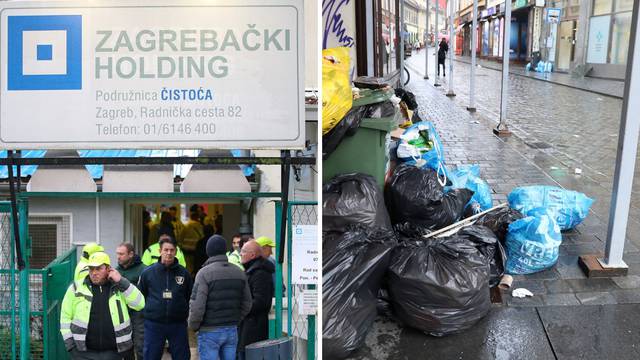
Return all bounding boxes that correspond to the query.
[297,288,317,316]
[0,0,305,149]
[291,224,318,285]
[587,15,610,64]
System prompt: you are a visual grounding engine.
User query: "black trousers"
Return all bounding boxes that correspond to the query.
[438,61,446,76]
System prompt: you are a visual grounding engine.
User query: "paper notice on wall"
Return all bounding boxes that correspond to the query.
[297,288,318,316]
[292,225,318,285]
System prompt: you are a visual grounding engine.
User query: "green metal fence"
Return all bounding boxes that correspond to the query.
[0,200,76,360]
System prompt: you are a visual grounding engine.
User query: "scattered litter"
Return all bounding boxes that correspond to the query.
[597,97,603,101]
[499,275,513,290]
[573,134,580,138]
[512,288,534,298]
[550,166,559,170]
[472,120,480,124]
[575,168,582,175]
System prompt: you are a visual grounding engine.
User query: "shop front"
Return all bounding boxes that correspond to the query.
[585,0,633,78]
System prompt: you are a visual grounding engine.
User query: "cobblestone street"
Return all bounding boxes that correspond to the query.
[404,50,640,246]
[346,54,640,359]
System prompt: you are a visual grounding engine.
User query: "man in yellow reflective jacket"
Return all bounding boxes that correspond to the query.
[60,252,145,359]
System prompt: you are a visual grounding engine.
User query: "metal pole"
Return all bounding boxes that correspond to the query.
[446,0,456,96]
[494,0,512,136]
[424,0,430,79]
[468,0,478,111]
[400,0,405,87]
[599,0,640,269]
[434,0,441,86]
[18,199,29,360]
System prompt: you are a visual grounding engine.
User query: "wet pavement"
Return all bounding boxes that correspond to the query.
[342,58,640,359]
[348,304,640,360]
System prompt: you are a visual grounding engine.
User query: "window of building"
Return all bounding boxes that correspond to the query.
[593,0,612,16]
[29,214,72,269]
[588,0,632,65]
[375,0,400,76]
[610,11,631,64]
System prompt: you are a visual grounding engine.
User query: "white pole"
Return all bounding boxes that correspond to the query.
[446,0,456,96]
[434,0,440,86]
[495,0,511,135]
[599,0,640,269]
[467,0,477,111]
[424,0,430,79]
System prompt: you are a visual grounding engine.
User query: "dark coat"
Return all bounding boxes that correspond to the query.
[238,257,275,349]
[438,41,449,62]
[188,255,252,331]
[137,258,193,323]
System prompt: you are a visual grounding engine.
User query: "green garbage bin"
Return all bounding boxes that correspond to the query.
[323,113,398,189]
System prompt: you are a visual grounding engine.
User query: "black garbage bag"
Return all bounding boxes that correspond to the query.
[323,226,397,359]
[394,88,418,110]
[376,288,394,318]
[475,207,524,245]
[385,164,473,230]
[323,106,369,159]
[488,240,507,287]
[393,222,432,242]
[388,225,495,336]
[323,173,392,233]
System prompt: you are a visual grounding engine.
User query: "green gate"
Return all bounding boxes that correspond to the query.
[0,200,76,360]
[275,201,317,360]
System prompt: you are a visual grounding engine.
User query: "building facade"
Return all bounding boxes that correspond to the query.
[454,0,631,79]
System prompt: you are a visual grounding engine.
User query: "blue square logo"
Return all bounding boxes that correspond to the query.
[37,44,52,60]
[8,15,82,90]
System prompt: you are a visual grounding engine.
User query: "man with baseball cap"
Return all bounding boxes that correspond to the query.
[74,242,105,282]
[255,236,279,295]
[60,252,145,359]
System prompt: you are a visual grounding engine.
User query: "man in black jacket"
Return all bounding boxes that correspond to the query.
[116,243,146,360]
[188,235,252,360]
[237,240,275,360]
[138,235,193,360]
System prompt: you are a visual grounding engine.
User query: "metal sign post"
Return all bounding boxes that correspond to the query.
[579,0,640,276]
[424,0,430,79]
[446,0,456,97]
[494,0,512,136]
[434,0,441,86]
[467,0,478,111]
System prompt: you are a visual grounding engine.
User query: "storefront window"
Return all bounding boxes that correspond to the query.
[610,12,631,64]
[615,0,633,12]
[593,0,612,16]
[375,0,400,77]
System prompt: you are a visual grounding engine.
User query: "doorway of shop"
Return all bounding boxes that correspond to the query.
[557,20,577,71]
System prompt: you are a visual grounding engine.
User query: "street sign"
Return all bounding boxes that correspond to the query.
[0,0,305,150]
[291,224,318,285]
[547,8,561,24]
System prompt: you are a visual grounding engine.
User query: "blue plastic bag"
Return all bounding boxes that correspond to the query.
[396,122,448,182]
[505,214,562,274]
[507,186,594,230]
[446,165,493,214]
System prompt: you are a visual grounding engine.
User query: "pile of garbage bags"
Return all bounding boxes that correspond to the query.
[322,174,397,359]
[322,118,597,355]
[504,186,594,274]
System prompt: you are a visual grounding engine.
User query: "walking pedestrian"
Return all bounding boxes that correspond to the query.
[115,243,147,360]
[237,240,274,360]
[138,236,193,360]
[188,235,252,360]
[60,252,145,359]
[74,242,105,282]
[438,38,448,77]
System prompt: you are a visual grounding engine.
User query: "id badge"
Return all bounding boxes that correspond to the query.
[162,290,172,299]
